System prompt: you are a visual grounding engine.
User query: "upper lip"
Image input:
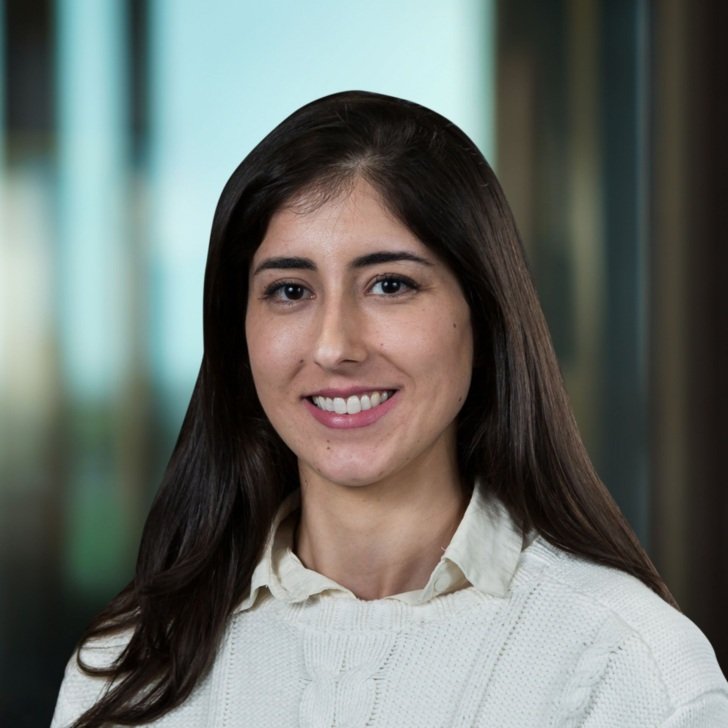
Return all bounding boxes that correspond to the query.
[303,386,398,399]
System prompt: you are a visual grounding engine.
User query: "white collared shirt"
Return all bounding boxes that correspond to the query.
[237,483,525,611]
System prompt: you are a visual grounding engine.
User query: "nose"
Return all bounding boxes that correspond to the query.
[312,294,368,370]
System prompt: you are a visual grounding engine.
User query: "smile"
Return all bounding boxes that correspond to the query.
[310,390,395,415]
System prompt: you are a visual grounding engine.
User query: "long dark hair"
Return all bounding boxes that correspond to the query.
[72,90,674,726]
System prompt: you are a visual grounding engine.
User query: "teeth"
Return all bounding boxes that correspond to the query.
[311,391,394,414]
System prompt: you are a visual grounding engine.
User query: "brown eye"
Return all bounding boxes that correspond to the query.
[380,279,401,294]
[262,281,312,302]
[281,284,305,300]
[370,275,419,296]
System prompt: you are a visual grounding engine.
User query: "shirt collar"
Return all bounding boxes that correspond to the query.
[236,483,524,612]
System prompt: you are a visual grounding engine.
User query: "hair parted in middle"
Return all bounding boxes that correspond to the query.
[71,90,672,728]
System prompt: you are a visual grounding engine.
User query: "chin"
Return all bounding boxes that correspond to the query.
[303,454,395,489]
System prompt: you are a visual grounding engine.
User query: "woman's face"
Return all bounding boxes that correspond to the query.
[245,179,473,490]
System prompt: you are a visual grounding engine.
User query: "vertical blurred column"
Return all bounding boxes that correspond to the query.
[0,0,6,427]
[0,0,7,687]
[651,0,728,670]
[496,0,651,543]
[599,0,650,544]
[564,0,605,461]
[55,0,130,593]
[0,0,6,402]
[1,4,67,720]
[0,0,4,167]
[146,0,208,429]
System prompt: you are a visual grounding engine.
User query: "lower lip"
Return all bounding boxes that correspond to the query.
[303,392,399,429]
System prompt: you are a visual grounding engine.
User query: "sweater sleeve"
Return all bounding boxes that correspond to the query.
[50,634,130,728]
[50,652,109,728]
[659,692,728,727]
[555,614,728,728]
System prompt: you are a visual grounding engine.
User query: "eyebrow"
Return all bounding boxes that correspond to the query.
[252,250,433,276]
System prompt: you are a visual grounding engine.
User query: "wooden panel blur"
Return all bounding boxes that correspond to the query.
[496,0,727,674]
[650,0,728,672]
[496,0,651,539]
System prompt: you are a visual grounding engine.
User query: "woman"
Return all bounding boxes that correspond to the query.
[52,91,728,727]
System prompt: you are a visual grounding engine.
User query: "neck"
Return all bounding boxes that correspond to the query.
[294,455,469,601]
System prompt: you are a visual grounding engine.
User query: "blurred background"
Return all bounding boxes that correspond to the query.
[0,0,725,724]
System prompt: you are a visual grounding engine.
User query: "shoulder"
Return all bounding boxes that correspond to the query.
[50,631,132,728]
[512,537,728,720]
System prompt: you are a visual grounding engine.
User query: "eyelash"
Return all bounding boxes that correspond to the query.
[261,274,420,303]
[369,274,420,296]
[261,280,311,303]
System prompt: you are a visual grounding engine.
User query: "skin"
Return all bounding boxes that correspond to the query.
[245,179,474,600]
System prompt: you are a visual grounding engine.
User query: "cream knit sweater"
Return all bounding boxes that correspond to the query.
[52,489,728,727]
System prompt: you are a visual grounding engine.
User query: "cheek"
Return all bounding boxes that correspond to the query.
[387,308,473,415]
[245,312,305,379]
[246,322,288,407]
[245,318,268,386]
[433,311,474,408]
[246,325,314,438]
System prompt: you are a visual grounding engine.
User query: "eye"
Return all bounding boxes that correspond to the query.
[262,281,312,302]
[369,275,419,296]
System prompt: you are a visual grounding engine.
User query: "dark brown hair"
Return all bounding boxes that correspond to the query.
[71,90,674,726]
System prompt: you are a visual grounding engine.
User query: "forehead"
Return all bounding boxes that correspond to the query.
[252,179,427,263]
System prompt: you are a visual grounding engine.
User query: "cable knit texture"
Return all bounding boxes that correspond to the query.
[51,491,728,727]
